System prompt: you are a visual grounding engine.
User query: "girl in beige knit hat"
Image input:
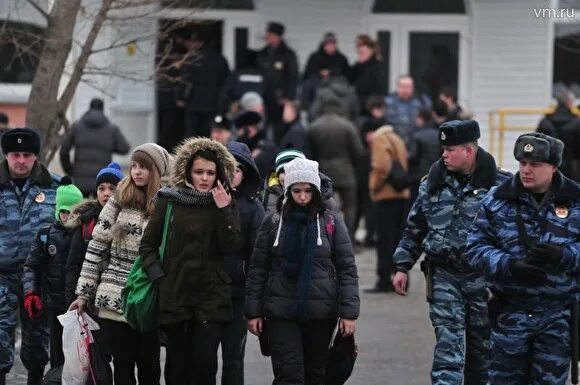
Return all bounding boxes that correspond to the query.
[70,142,170,385]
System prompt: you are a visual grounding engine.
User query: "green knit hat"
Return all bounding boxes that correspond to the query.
[55,176,84,220]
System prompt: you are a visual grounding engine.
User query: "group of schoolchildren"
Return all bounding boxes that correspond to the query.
[23,135,359,385]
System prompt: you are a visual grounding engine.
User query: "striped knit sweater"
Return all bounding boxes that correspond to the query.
[75,196,148,321]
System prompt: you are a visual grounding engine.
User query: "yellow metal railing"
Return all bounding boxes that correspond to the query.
[488,107,579,167]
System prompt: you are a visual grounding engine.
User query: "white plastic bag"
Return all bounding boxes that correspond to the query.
[58,310,100,385]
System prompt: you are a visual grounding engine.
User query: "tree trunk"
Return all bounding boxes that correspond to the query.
[26,0,81,165]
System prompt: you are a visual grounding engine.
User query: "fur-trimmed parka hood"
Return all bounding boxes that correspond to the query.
[65,199,102,228]
[171,137,237,188]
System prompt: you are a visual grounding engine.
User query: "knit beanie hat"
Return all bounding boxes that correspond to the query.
[132,143,171,177]
[56,176,84,220]
[273,158,323,248]
[240,92,264,111]
[95,162,124,187]
[275,148,306,174]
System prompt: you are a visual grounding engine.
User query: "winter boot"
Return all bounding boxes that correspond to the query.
[26,368,43,385]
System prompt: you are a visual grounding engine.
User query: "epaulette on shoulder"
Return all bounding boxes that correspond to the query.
[50,172,62,184]
[497,167,511,176]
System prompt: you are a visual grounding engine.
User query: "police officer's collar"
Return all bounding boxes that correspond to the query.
[0,159,54,187]
[427,148,497,193]
[494,170,579,206]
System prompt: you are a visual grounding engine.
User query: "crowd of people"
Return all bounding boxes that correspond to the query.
[0,19,579,385]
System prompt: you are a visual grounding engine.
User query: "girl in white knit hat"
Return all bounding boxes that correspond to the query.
[245,157,360,384]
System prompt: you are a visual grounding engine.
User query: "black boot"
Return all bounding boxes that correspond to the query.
[27,369,44,385]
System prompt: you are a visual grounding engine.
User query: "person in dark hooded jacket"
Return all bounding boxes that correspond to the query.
[22,178,84,368]
[139,138,241,385]
[262,148,338,215]
[64,162,124,306]
[59,98,130,197]
[537,87,580,181]
[246,158,359,385]
[221,141,265,385]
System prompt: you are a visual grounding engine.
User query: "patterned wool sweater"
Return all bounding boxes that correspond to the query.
[75,196,148,321]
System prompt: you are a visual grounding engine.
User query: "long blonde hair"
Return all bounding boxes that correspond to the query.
[115,151,161,217]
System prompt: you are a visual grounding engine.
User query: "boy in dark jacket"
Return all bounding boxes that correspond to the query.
[64,162,124,306]
[22,177,84,368]
[223,142,265,385]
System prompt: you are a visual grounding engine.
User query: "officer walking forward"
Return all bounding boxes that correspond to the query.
[466,132,580,385]
[0,128,60,385]
[392,120,510,385]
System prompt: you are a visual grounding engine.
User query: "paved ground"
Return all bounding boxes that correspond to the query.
[8,246,577,385]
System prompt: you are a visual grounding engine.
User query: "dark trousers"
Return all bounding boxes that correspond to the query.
[100,319,160,385]
[334,184,357,243]
[163,319,226,385]
[158,107,185,152]
[47,309,64,368]
[375,199,409,287]
[185,110,214,139]
[0,279,48,375]
[268,318,334,385]
[221,300,247,385]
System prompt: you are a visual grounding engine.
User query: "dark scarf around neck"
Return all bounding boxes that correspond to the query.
[281,209,318,318]
[156,185,214,206]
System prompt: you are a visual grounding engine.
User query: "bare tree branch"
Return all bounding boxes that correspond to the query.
[25,0,50,21]
[58,0,115,112]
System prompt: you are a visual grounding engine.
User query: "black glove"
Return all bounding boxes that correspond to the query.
[528,243,564,266]
[509,259,550,286]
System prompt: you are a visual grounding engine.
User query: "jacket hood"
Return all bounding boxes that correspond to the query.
[81,110,109,128]
[494,170,580,205]
[226,141,261,197]
[427,147,498,193]
[172,137,236,188]
[319,95,344,115]
[547,103,576,126]
[320,172,335,201]
[66,199,101,228]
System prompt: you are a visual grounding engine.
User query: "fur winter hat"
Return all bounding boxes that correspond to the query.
[1,127,41,155]
[439,120,480,146]
[132,143,171,177]
[514,132,564,166]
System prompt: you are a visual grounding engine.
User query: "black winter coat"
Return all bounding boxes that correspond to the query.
[303,48,349,81]
[537,104,580,181]
[178,49,231,113]
[59,110,130,196]
[23,221,75,311]
[258,42,299,101]
[245,210,360,320]
[64,200,102,306]
[348,57,388,113]
[225,141,266,300]
[279,120,310,156]
[219,67,266,114]
[408,125,442,184]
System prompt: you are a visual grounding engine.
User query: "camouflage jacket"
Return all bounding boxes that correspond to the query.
[466,171,580,310]
[393,148,510,273]
[0,160,60,276]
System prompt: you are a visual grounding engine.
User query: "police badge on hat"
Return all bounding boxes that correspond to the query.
[524,144,534,152]
[555,206,569,218]
[440,132,446,141]
[274,61,283,70]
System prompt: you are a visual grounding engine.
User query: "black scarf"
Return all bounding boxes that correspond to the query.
[281,208,318,318]
[156,186,214,206]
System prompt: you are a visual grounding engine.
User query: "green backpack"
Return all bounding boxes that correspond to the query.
[122,200,173,332]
